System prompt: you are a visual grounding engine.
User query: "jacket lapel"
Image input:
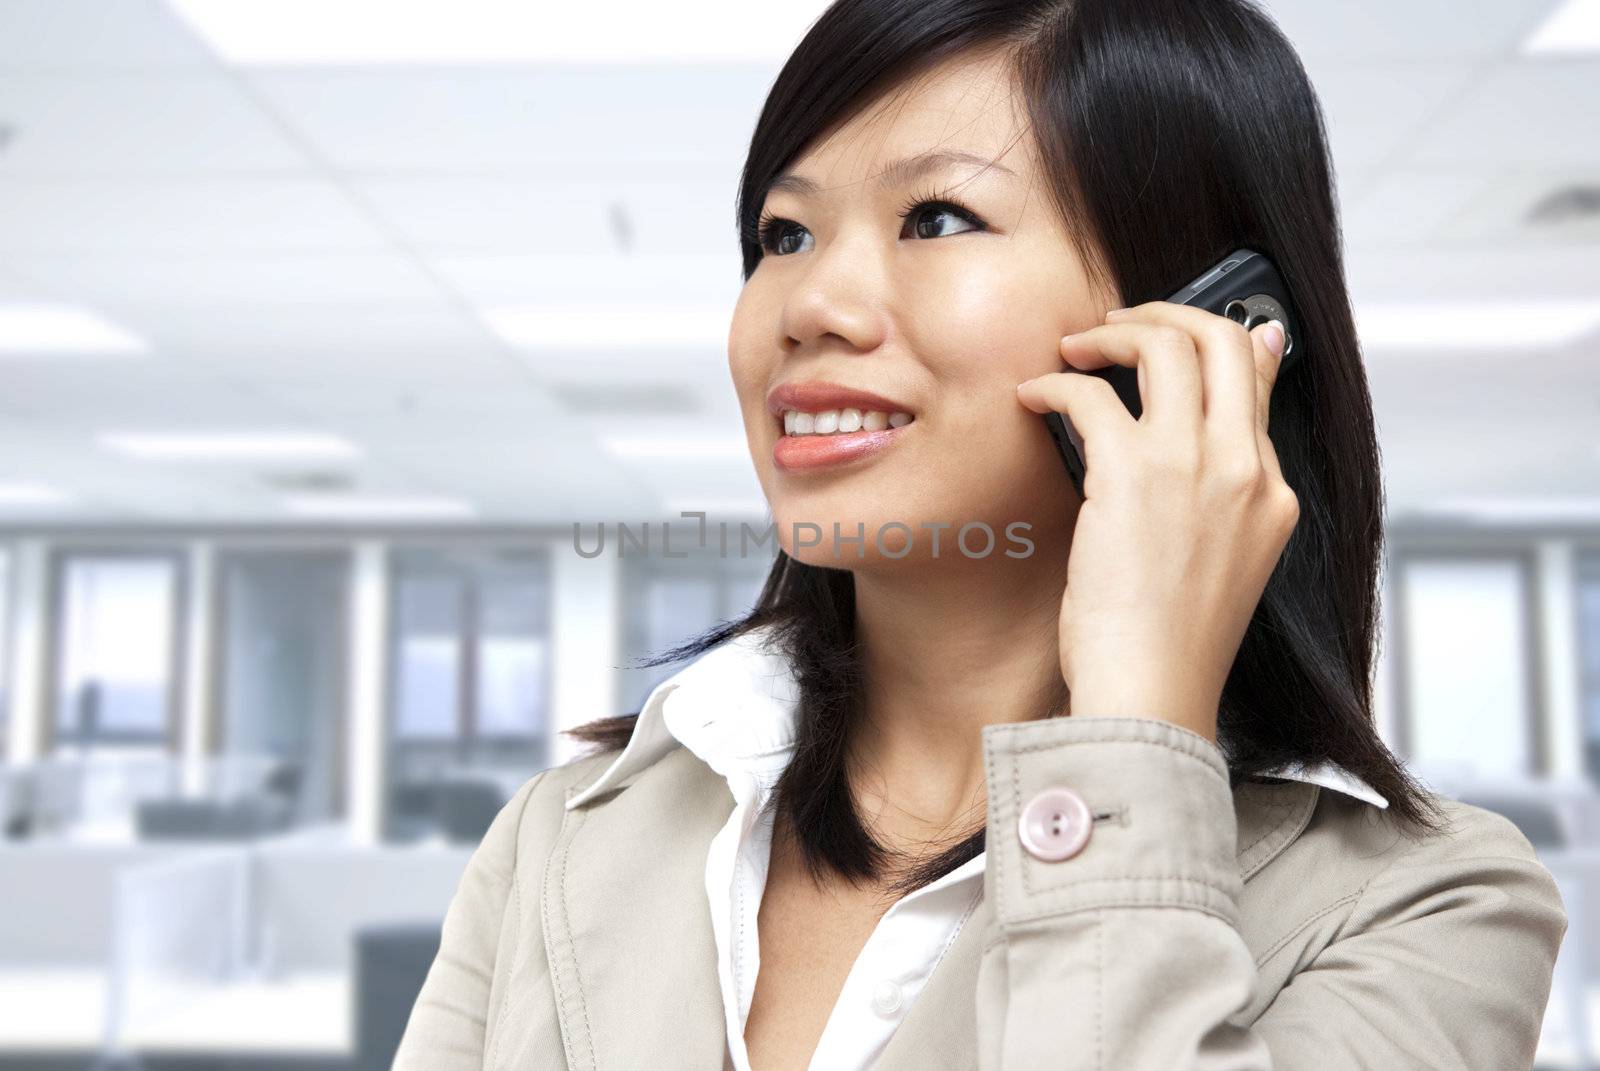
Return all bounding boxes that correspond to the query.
[544,746,735,1070]
[548,747,1319,1071]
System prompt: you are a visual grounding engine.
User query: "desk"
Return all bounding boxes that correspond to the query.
[0,967,350,1055]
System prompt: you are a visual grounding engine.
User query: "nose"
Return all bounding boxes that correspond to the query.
[778,232,890,357]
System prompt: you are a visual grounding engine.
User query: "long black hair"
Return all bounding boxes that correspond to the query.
[567,0,1443,900]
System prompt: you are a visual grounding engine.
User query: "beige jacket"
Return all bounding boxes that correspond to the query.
[393,715,1567,1069]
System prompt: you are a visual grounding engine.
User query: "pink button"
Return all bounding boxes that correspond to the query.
[1017,787,1092,861]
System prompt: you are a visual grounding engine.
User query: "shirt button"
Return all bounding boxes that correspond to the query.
[1017,786,1092,861]
[870,979,904,1017]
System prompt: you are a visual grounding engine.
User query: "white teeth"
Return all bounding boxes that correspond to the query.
[780,408,915,436]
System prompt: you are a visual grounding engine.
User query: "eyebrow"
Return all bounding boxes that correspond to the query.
[766,149,1017,198]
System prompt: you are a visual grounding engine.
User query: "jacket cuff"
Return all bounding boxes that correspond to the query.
[980,715,1241,928]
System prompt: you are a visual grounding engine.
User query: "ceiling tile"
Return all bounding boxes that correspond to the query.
[353,169,737,254]
[16,251,446,307]
[0,73,309,174]
[0,0,216,71]
[246,65,774,170]
[0,176,392,252]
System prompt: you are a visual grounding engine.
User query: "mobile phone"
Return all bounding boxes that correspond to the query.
[1043,247,1299,498]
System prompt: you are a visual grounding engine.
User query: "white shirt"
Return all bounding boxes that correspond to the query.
[565,625,1391,1071]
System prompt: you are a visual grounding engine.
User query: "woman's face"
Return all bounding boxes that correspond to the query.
[728,48,1116,569]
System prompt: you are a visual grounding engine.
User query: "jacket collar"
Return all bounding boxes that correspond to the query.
[544,626,1379,1071]
[565,623,1389,813]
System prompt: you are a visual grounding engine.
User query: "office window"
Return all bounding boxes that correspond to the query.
[215,549,349,826]
[51,552,183,752]
[384,546,552,843]
[1578,553,1600,783]
[618,553,773,713]
[0,545,10,758]
[1397,555,1536,782]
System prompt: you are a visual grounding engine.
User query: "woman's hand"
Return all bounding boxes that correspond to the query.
[1015,302,1298,744]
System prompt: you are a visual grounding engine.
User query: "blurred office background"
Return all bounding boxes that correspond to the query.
[0,0,1597,1067]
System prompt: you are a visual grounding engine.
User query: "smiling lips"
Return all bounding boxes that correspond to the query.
[765,381,917,472]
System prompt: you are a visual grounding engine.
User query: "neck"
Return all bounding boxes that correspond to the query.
[845,542,1072,853]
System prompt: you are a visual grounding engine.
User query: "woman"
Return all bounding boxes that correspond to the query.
[395,0,1567,1067]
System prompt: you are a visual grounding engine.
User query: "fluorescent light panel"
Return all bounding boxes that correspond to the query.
[282,495,478,519]
[482,304,731,351]
[166,0,825,64]
[0,304,147,354]
[99,432,361,460]
[0,482,74,507]
[1522,0,1600,53]
[1356,301,1600,349]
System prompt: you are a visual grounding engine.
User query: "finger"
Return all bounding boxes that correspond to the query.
[1017,371,1138,472]
[1108,300,1258,443]
[1249,319,1290,484]
[1057,321,1201,436]
[1248,319,1288,431]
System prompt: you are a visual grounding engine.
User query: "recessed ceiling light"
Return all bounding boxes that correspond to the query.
[282,494,478,519]
[1522,0,1600,53]
[98,432,361,460]
[482,304,731,351]
[0,482,74,507]
[166,0,826,64]
[1355,301,1600,349]
[0,304,147,354]
[602,435,750,459]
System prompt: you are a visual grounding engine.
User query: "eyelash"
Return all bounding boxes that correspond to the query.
[753,185,987,256]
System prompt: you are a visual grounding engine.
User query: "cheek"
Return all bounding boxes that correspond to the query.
[908,258,1070,388]
[726,289,772,408]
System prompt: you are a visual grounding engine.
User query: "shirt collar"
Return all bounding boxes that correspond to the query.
[565,624,1389,811]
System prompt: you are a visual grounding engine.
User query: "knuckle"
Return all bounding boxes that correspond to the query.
[1214,319,1251,351]
[1203,454,1267,496]
[1274,484,1302,525]
[1151,325,1192,352]
[1213,455,1264,493]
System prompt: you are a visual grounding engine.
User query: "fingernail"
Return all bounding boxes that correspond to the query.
[1263,320,1285,359]
[1104,307,1128,318]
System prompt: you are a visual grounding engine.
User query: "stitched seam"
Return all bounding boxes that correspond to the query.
[558,804,596,1070]
[1095,907,1104,1071]
[1020,874,1237,888]
[1253,889,1366,967]
[1005,898,1239,928]
[541,789,596,1071]
[734,825,747,1012]
[1002,735,1228,785]
[1243,787,1320,883]
[927,885,983,979]
[1236,796,1297,858]
[988,738,1008,921]
[488,770,545,1071]
[1235,797,1299,858]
